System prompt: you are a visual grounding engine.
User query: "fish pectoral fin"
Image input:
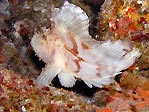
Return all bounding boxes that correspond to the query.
[83,78,115,88]
[37,64,61,86]
[58,72,76,88]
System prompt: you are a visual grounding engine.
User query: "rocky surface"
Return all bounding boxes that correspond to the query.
[0,0,149,111]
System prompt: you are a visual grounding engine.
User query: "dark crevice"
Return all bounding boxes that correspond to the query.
[114,74,122,83]
[30,50,45,70]
[52,76,98,97]
[138,68,149,71]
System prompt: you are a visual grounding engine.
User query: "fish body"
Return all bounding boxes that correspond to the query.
[31,1,141,88]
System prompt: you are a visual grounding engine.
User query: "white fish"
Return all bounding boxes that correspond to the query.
[31,1,141,88]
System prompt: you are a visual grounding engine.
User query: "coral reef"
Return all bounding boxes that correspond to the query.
[0,0,149,111]
[0,68,96,112]
[97,0,149,83]
[98,0,149,40]
[1,68,148,111]
[93,87,149,112]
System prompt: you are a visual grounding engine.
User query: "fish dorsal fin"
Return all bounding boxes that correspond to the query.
[51,1,90,39]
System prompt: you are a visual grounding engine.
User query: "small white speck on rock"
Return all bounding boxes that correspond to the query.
[21,105,26,112]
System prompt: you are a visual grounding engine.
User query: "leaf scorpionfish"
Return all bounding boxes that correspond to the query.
[31,1,141,88]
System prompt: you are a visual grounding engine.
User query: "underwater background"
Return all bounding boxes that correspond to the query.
[0,0,149,111]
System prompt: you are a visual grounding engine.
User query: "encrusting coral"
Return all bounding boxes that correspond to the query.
[0,68,96,112]
[97,0,149,78]
[0,0,149,111]
[0,68,149,111]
